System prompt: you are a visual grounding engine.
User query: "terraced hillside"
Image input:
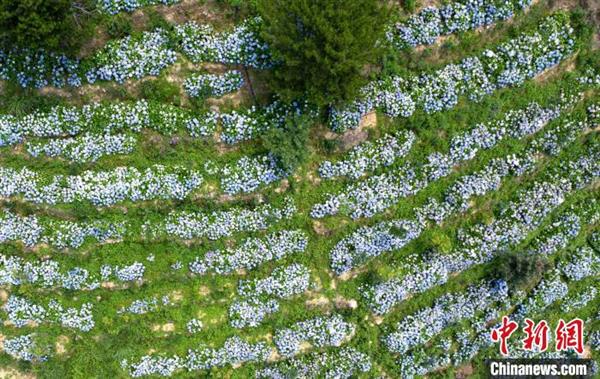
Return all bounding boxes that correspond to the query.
[0,0,599,378]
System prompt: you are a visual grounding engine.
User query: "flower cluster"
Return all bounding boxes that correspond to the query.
[388,0,532,49]
[3,296,95,331]
[362,150,600,313]
[228,298,279,329]
[383,280,509,353]
[188,230,308,275]
[220,154,286,195]
[315,99,567,219]
[318,131,416,180]
[2,334,46,362]
[0,210,126,249]
[0,100,216,148]
[257,347,372,379]
[98,0,180,15]
[101,262,146,282]
[0,165,203,206]
[0,48,82,88]
[330,220,424,275]
[124,336,271,377]
[229,264,310,328]
[118,295,174,315]
[87,30,177,84]
[238,263,310,299]
[561,287,598,313]
[513,274,568,320]
[0,211,42,247]
[219,100,312,144]
[174,18,271,68]
[558,246,600,281]
[186,318,203,334]
[328,103,591,274]
[26,133,137,162]
[331,14,575,131]
[273,315,355,357]
[160,198,296,240]
[184,71,244,99]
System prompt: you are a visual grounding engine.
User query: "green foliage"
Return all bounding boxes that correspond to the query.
[0,0,79,51]
[492,252,550,290]
[256,0,389,107]
[401,0,416,13]
[261,113,313,172]
[139,78,181,105]
[106,14,132,39]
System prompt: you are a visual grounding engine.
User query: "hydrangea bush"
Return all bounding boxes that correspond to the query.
[273,315,355,357]
[4,295,95,331]
[318,130,416,180]
[0,100,216,148]
[98,0,181,15]
[26,133,137,163]
[160,198,296,240]
[220,154,286,195]
[330,14,576,131]
[188,230,308,275]
[257,347,372,379]
[387,0,533,49]
[123,336,271,377]
[0,165,203,206]
[383,280,509,353]
[184,71,244,99]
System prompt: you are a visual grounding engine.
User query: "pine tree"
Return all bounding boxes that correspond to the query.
[257,0,388,107]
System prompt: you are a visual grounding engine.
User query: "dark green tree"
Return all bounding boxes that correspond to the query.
[0,0,79,51]
[262,113,312,172]
[257,0,389,107]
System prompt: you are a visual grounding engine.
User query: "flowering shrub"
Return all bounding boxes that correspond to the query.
[229,264,310,328]
[0,48,82,88]
[184,71,244,99]
[220,154,286,195]
[229,299,279,328]
[4,296,95,331]
[362,150,600,313]
[0,211,125,249]
[0,211,42,247]
[0,165,203,206]
[87,30,177,84]
[273,315,355,357]
[558,246,600,281]
[124,336,271,377]
[161,198,296,240]
[387,0,533,49]
[238,263,310,299]
[118,295,174,315]
[0,100,216,148]
[174,18,271,68]
[513,274,569,320]
[257,347,372,379]
[314,99,570,219]
[186,318,203,334]
[383,280,509,353]
[318,130,416,180]
[98,0,180,14]
[2,334,46,362]
[26,133,137,162]
[330,14,576,131]
[219,100,312,144]
[188,230,308,275]
[561,287,597,313]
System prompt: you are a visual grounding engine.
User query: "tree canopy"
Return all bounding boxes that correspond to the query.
[0,0,78,51]
[257,0,388,107]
